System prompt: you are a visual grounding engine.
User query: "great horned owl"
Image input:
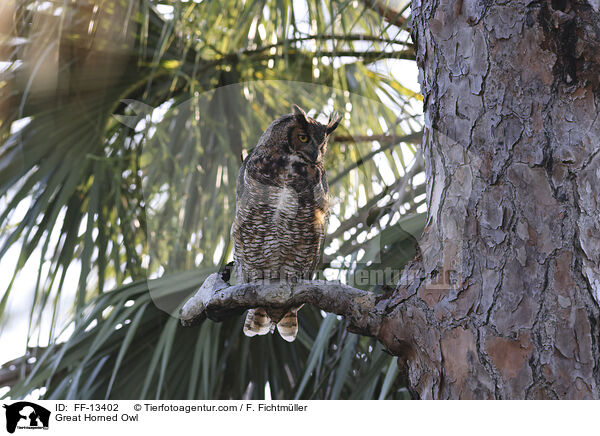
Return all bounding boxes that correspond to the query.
[231,105,342,342]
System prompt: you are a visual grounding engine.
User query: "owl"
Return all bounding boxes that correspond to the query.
[231,104,342,342]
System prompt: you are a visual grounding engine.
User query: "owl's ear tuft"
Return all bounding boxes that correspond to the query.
[326,111,342,135]
[293,104,309,125]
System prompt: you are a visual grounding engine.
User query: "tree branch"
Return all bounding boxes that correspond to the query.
[332,132,422,144]
[179,273,385,337]
[0,347,47,389]
[363,0,409,28]
[240,34,413,56]
[329,131,423,185]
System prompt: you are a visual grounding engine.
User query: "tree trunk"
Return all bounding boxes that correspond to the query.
[376,0,600,399]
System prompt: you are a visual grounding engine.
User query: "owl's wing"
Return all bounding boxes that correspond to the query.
[307,167,330,275]
[320,163,329,196]
[235,150,250,208]
[231,152,250,284]
[320,164,330,217]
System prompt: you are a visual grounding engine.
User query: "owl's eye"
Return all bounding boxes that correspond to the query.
[298,134,310,143]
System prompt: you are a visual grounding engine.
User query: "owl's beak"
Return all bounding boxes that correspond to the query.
[308,148,320,163]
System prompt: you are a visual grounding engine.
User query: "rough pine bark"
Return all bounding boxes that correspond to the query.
[375,0,600,399]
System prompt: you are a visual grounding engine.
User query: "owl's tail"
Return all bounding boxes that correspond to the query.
[243,307,299,342]
[243,308,274,336]
[276,308,299,342]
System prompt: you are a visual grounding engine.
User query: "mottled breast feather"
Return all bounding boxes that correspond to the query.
[231,114,330,284]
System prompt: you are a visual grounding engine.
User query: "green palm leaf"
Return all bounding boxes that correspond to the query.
[1,0,421,400]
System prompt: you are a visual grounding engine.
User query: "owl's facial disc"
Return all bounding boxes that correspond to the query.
[298,135,320,163]
[289,127,325,164]
[288,105,336,164]
[302,140,320,163]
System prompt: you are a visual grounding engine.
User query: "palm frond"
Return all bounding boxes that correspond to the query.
[0,0,422,400]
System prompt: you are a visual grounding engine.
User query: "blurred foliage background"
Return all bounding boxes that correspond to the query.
[0,0,425,399]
